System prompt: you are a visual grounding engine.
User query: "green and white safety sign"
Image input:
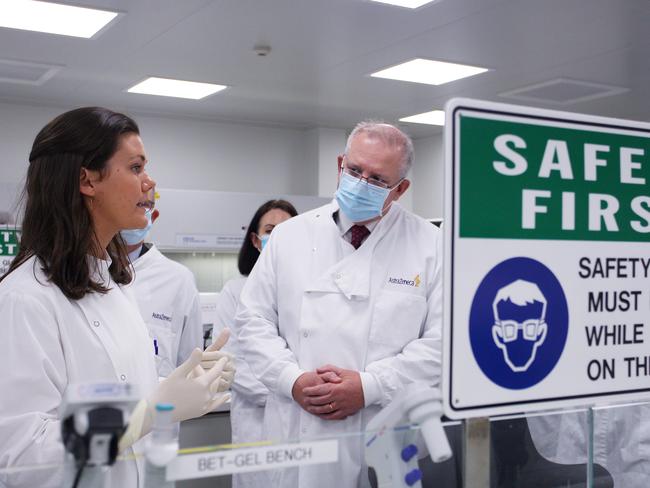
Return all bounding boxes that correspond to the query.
[442,99,650,418]
[0,227,20,276]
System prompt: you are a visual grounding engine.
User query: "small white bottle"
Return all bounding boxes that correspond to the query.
[144,403,179,487]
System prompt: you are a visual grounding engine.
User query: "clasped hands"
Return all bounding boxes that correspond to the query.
[292,364,364,420]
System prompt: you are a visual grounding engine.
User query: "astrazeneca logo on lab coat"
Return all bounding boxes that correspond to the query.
[469,257,569,389]
[387,274,421,287]
[152,312,172,322]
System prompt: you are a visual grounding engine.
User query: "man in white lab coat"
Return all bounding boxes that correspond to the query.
[236,121,442,487]
[122,189,204,377]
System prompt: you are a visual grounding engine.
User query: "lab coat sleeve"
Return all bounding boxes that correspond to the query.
[176,281,204,366]
[0,292,67,487]
[216,280,269,406]
[235,239,304,401]
[362,250,443,408]
[212,281,238,353]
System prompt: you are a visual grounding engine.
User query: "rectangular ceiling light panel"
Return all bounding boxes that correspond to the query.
[368,0,438,8]
[371,58,488,86]
[0,1,118,38]
[127,77,227,100]
[399,109,445,126]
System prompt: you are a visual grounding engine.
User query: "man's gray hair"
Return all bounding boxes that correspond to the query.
[344,120,414,179]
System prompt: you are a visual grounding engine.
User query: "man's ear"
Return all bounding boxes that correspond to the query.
[79,167,96,198]
[151,209,160,223]
[395,179,410,197]
[337,155,344,172]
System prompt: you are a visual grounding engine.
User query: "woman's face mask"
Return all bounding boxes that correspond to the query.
[258,233,270,251]
[253,233,270,252]
[120,208,153,245]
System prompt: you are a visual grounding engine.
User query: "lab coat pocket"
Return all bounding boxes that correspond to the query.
[148,318,176,377]
[369,290,426,350]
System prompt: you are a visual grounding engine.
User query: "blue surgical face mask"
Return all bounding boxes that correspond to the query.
[255,233,270,252]
[335,170,399,223]
[260,234,270,250]
[121,209,153,245]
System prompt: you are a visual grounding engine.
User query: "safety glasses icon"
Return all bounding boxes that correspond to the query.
[497,319,541,342]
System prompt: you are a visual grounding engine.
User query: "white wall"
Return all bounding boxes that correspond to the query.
[138,114,317,195]
[0,103,62,184]
[411,133,444,220]
[305,127,347,198]
[0,101,318,196]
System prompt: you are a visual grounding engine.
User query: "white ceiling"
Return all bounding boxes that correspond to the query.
[0,0,648,138]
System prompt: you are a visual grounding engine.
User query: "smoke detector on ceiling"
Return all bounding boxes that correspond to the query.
[253,45,271,57]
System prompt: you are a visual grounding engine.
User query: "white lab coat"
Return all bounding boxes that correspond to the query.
[528,406,650,487]
[236,201,443,488]
[130,244,203,377]
[0,255,158,487]
[213,276,268,488]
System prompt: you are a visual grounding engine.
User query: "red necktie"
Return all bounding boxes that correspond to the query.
[350,225,370,249]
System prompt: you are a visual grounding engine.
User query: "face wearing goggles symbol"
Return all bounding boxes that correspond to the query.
[496,319,543,342]
[491,279,549,373]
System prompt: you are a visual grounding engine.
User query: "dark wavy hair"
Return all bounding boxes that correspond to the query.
[238,199,298,276]
[0,107,138,299]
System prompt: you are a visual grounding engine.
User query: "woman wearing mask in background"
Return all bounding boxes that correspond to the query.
[213,199,297,488]
[0,107,232,487]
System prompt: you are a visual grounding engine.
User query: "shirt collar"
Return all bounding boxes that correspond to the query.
[128,245,144,263]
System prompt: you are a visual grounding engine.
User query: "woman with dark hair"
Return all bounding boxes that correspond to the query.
[0,107,231,487]
[237,199,298,276]
[212,199,297,488]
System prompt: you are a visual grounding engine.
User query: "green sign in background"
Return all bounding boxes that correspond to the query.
[0,228,20,256]
[459,114,650,242]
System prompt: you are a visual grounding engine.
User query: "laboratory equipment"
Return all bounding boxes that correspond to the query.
[365,383,451,488]
[60,382,139,487]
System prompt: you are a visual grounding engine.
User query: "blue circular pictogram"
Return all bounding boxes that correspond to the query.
[469,257,568,389]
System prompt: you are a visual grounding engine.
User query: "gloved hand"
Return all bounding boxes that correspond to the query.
[119,347,231,452]
[192,328,236,392]
[152,348,230,419]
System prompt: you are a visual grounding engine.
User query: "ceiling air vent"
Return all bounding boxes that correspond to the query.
[500,78,628,105]
[0,58,62,85]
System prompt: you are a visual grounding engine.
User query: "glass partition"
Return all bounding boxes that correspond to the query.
[5,402,649,487]
[0,418,461,487]
[176,415,463,488]
[495,409,596,488]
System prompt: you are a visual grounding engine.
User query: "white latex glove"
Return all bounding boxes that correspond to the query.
[192,328,236,392]
[119,348,231,452]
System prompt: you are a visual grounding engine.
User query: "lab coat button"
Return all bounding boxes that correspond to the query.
[335,273,342,280]
[120,374,126,381]
[303,331,309,338]
[93,320,100,327]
